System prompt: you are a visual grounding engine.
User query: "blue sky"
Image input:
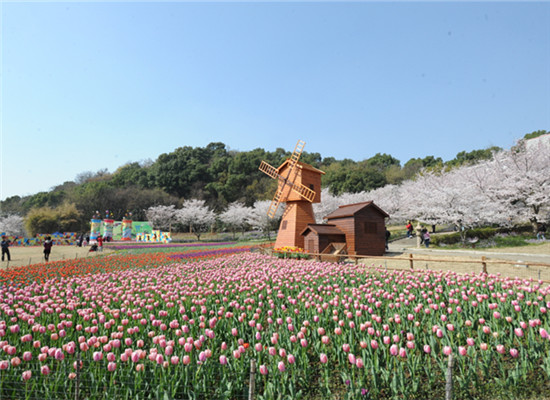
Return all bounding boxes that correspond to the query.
[1,1,549,201]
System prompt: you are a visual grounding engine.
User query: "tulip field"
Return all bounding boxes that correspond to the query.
[1,247,550,399]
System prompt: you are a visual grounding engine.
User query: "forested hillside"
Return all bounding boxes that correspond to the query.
[0,130,546,233]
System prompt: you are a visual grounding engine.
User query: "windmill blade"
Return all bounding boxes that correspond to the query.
[288,180,316,202]
[283,140,305,180]
[259,161,279,179]
[267,186,285,219]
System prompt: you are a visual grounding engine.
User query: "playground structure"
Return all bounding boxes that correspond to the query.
[1,232,79,247]
[136,229,172,243]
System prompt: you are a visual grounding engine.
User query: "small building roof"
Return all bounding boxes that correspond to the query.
[277,160,325,175]
[301,224,345,236]
[325,201,389,220]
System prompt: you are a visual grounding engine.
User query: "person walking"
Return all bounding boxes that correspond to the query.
[43,236,53,262]
[385,228,391,250]
[537,223,547,241]
[1,236,11,262]
[423,230,431,248]
[97,235,103,252]
[406,221,413,238]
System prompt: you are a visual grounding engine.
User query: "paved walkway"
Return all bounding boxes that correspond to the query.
[388,237,550,264]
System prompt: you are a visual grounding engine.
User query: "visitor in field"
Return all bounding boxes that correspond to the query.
[97,235,103,251]
[423,230,431,248]
[385,228,391,250]
[43,236,53,262]
[406,221,413,238]
[420,226,428,245]
[537,223,547,241]
[1,236,11,261]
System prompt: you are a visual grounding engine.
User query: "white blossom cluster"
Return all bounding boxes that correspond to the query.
[313,136,550,229]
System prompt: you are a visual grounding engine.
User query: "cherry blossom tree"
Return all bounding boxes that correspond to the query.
[145,205,177,231]
[176,199,216,241]
[246,200,282,240]
[219,202,250,239]
[0,214,26,237]
[484,138,550,231]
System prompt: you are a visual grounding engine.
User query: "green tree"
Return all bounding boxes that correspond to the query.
[25,207,59,235]
[445,147,502,167]
[523,129,548,140]
[111,161,152,188]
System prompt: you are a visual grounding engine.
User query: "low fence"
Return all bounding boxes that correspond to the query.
[275,250,550,283]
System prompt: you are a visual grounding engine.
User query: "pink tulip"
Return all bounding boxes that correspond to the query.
[320,353,328,364]
[107,362,117,372]
[443,346,452,356]
[458,346,467,356]
[348,353,356,365]
[0,360,9,370]
[22,370,32,381]
[287,354,296,364]
[41,365,51,376]
[496,344,505,354]
[423,345,431,354]
[182,355,191,365]
[389,344,398,356]
[259,364,268,375]
[510,348,519,358]
[371,339,379,350]
[278,361,285,372]
[356,357,364,369]
[480,343,488,351]
[219,355,227,365]
[398,347,407,358]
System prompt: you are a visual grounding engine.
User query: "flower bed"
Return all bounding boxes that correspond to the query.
[0,253,549,399]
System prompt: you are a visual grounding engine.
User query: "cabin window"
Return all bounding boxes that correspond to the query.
[281,220,287,230]
[309,184,314,191]
[364,222,377,234]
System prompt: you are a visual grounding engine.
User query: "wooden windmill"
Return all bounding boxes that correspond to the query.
[259,140,324,249]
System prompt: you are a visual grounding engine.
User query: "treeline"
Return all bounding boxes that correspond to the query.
[1,130,546,233]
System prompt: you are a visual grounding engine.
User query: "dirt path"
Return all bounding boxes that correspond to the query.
[0,245,112,268]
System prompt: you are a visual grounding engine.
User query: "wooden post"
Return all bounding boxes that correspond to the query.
[249,359,256,400]
[445,354,454,400]
[481,256,487,274]
[409,253,414,270]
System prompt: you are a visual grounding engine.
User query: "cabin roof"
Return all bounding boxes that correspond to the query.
[301,224,345,236]
[277,160,325,175]
[325,201,389,219]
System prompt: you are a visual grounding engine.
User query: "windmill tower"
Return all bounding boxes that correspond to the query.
[259,140,324,249]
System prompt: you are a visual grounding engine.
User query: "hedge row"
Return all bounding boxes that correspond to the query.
[431,224,534,246]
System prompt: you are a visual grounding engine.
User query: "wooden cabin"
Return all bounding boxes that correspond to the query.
[302,201,389,256]
[301,224,346,254]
